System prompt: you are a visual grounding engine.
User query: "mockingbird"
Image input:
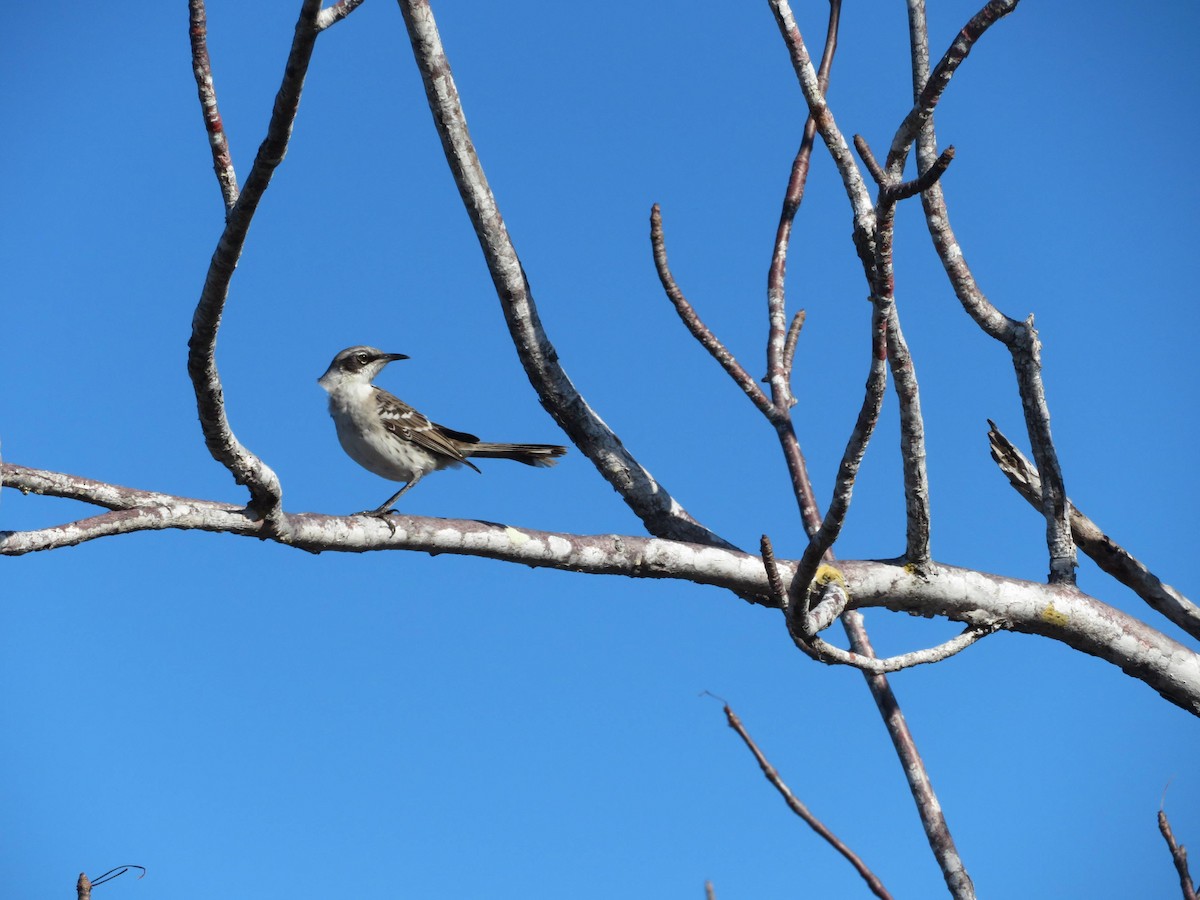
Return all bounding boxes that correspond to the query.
[318,345,567,516]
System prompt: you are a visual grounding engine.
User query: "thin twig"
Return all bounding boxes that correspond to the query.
[650,205,780,423]
[884,145,954,203]
[188,0,239,210]
[781,309,806,388]
[988,422,1199,638]
[766,0,841,416]
[1159,809,1198,900]
[853,134,885,186]
[395,0,732,551]
[720,701,893,899]
[798,621,995,674]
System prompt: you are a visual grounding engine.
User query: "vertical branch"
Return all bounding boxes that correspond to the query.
[188,0,324,530]
[1010,319,1075,582]
[395,0,733,550]
[793,293,891,588]
[843,611,976,899]
[886,310,931,564]
[188,0,239,211]
[905,0,1075,584]
[769,8,975,897]
[763,0,841,541]
[765,0,841,412]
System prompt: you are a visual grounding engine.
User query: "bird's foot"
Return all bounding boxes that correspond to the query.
[356,507,399,536]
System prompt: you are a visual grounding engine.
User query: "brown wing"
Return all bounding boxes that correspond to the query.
[373,388,482,472]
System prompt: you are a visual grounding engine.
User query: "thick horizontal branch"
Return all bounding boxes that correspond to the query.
[4,463,1198,716]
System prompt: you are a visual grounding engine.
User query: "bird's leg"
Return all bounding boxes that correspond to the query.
[358,472,424,519]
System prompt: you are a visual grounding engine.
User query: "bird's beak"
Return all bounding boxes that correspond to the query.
[384,353,409,363]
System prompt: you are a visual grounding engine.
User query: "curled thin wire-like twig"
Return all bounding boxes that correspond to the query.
[90,865,147,887]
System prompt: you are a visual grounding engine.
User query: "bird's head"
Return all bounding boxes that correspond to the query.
[318,345,409,392]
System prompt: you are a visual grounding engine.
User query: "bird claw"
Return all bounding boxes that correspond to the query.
[356,508,399,536]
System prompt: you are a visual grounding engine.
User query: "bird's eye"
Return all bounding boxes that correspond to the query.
[355,352,369,366]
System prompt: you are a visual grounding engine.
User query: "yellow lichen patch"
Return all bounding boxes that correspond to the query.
[1039,601,1070,626]
[813,565,847,588]
[504,526,530,545]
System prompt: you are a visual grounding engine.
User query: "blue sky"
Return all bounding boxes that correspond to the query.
[2,1,1198,897]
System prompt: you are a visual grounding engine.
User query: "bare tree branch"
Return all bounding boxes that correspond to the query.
[904,0,1076,586]
[188,0,239,210]
[766,0,840,416]
[650,204,780,424]
[844,612,976,899]
[989,422,1200,639]
[765,536,994,673]
[1159,808,1198,900]
[885,310,932,566]
[188,0,332,535]
[720,701,893,900]
[780,308,806,390]
[764,10,983,891]
[395,0,732,551]
[316,0,366,31]
[7,462,1196,717]
[884,0,1020,177]
[793,296,890,587]
[768,0,875,276]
